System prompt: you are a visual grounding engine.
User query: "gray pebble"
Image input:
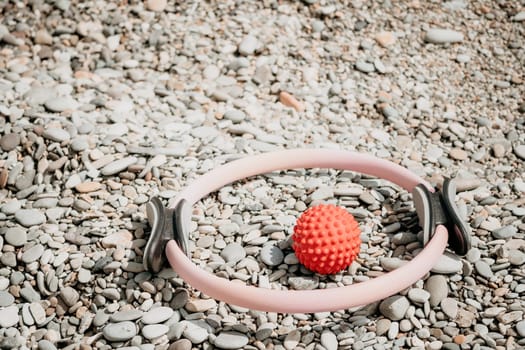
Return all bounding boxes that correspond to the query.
[424,29,464,44]
[44,96,78,112]
[214,331,249,349]
[516,320,525,337]
[508,250,525,265]
[355,60,375,73]
[0,305,19,328]
[29,302,46,325]
[38,340,57,350]
[260,244,284,266]
[0,291,15,307]
[492,225,517,239]
[77,268,91,283]
[514,145,525,160]
[142,324,169,339]
[220,243,246,264]
[431,252,462,274]
[170,339,192,350]
[320,330,338,350]
[424,275,449,307]
[101,156,138,176]
[60,287,79,307]
[182,322,208,344]
[1,200,21,215]
[223,109,246,123]
[142,306,173,324]
[5,227,27,247]
[474,260,494,279]
[15,209,46,227]
[71,138,89,152]
[43,128,70,142]
[288,276,319,290]
[441,298,458,319]
[408,288,430,304]
[238,35,259,56]
[103,321,137,342]
[22,244,45,263]
[379,296,410,321]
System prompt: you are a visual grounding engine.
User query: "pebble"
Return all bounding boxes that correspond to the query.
[320,330,338,350]
[142,324,169,339]
[5,227,27,246]
[284,330,301,350]
[44,97,78,112]
[441,298,459,319]
[516,320,525,337]
[214,331,249,349]
[0,133,20,151]
[142,306,173,324]
[408,288,430,304]
[238,35,259,56]
[185,299,217,313]
[146,0,167,11]
[431,253,463,274]
[474,260,493,279]
[514,145,525,160]
[0,291,14,307]
[425,275,449,306]
[38,340,57,350]
[43,128,70,142]
[110,309,143,322]
[355,60,375,73]
[60,287,79,306]
[379,296,409,321]
[101,156,138,176]
[375,31,396,47]
[223,109,246,123]
[0,305,19,328]
[260,244,284,266]
[424,29,464,44]
[103,321,137,342]
[182,322,208,344]
[15,209,46,227]
[279,91,305,112]
[22,244,45,263]
[221,243,246,264]
[508,250,525,265]
[169,339,192,350]
[492,225,517,239]
[75,182,102,193]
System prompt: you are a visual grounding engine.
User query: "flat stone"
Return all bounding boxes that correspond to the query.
[260,244,284,266]
[214,331,249,349]
[60,287,79,307]
[375,31,396,47]
[376,318,391,336]
[223,109,246,123]
[15,209,46,227]
[29,302,46,324]
[101,157,138,176]
[0,133,21,151]
[431,252,462,274]
[508,250,525,265]
[449,148,468,160]
[0,291,15,307]
[408,288,430,304]
[516,320,525,337]
[492,225,517,239]
[182,322,208,344]
[22,244,45,263]
[320,330,338,350]
[142,324,169,339]
[44,96,78,112]
[75,181,102,193]
[474,260,494,279]
[186,299,217,313]
[0,305,19,328]
[441,298,458,319]
[38,340,57,350]
[43,128,70,142]
[220,243,246,264]
[146,0,167,11]
[355,60,375,73]
[288,276,319,290]
[170,339,192,350]
[425,275,449,307]
[379,296,410,321]
[514,145,525,160]
[238,35,259,56]
[1,200,21,215]
[142,306,173,324]
[283,329,301,350]
[78,268,92,283]
[5,227,27,247]
[110,309,143,322]
[424,29,464,44]
[103,321,137,342]
[101,231,133,248]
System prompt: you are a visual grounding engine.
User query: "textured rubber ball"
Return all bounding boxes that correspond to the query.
[292,204,361,274]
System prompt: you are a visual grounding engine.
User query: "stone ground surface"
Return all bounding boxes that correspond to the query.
[0,0,524,349]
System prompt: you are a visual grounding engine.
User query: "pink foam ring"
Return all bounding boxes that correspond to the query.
[164,149,446,313]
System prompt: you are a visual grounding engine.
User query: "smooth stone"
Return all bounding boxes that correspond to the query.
[516,320,525,337]
[101,157,138,176]
[0,291,15,307]
[142,324,169,339]
[0,133,21,151]
[408,288,430,304]
[260,244,284,266]
[1,200,21,214]
[288,276,319,290]
[146,0,167,11]
[474,260,494,279]
[379,296,410,321]
[21,244,45,263]
[186,299,217,313]
[431,252,462,274]
[110,309,143,322]
[15,209,46,227]
[24,86,55,105]
[0,305,19,328]
[169,339,192,350]
[441,298,458,319]
[492,225,517,239]
[380,257,407,271]
[5,227,27,247]
[283,329,301,350]
[71,138,89,152]
[223,109,246,123]
[355,60,375,73]
[103,321,137,342]
[214,331,249,349]
[424,29,464,44]
[218,223,239,236]
[238,35,259,56]
[29,302,46,324]
[508,250,525,265]
[44,96,78,112]
[425,275,449,307]
[77,268,92,283]
[514,145,525,160]
[320,330,338,350]
[60,287,79,307]
[43,128,70,142]
[182,322,208,344]
[142,306,173,324]
[376,319,391,336]
[220,243,246,264]
[38,340,57,350]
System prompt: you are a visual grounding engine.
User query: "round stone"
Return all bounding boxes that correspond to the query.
[0,133,21,151]
[260,244,284,266]
[15,209,46,227]
[223,109,246,123]
[0,291,15,307]
[22,244,45,263]
[408,288,431,304]
[238,35,259,56]
[169,339,192,350]
[425,275,449,307]
[220,243,246,264]
[142,324,169,339]
[379,296,410,321]
[0,305,19,328]
[102,321,137,342]
[516,320,525,337]
[5,227,27,247]
[214,331,249,349]
[37,340,57,350]
[142,306,173,324]
[146,0,167,12]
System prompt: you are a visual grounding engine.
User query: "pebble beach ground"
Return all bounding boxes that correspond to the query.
[0,0,524,349]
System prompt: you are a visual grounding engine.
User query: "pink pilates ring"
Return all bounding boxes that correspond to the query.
[143,149,470,313]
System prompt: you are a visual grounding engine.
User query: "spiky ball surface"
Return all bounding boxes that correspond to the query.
[292,204,361,274]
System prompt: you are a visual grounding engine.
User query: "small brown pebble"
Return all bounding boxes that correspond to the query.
[146,0,167,12]
[0,168,8,188]
[0,133,21,151]
[375,31,396,47]
[449,148,468,161]
[492,143,505,158]
[75,182,102,193]
[279,91,305,112]
[454,334,466,344]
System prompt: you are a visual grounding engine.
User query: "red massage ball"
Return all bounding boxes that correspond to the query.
[292,204,361,274]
